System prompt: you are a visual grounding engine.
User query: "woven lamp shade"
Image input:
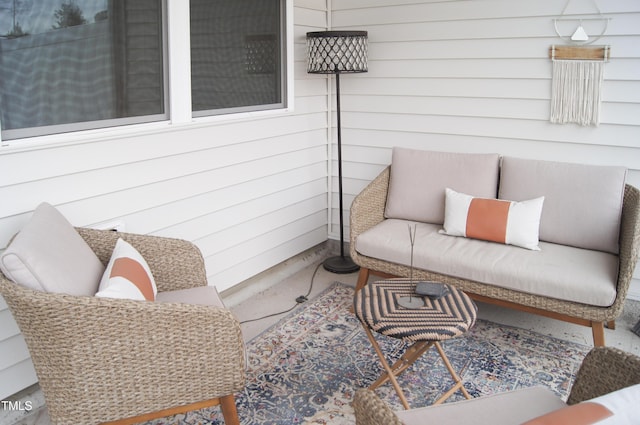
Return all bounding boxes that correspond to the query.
[307,31,368,74]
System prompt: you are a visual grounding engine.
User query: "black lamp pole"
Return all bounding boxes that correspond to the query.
[322,69,358,273]
[335,70,345,259]
[307,31,368,274]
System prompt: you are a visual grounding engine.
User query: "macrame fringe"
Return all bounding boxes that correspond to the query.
[550,59,604,127]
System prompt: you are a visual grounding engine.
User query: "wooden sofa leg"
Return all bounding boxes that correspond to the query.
[220,394,240,425]
[607,320,616,330]
[356,268,370,291]
[592,322,605,347]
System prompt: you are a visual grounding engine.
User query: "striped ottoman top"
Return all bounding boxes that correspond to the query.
[354,280,477,342]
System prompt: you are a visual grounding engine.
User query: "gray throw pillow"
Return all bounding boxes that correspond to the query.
[0,202,105,295]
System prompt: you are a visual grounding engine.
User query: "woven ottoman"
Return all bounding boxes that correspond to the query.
[354,279,478,409]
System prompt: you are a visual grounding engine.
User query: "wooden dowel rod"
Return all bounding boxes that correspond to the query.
[549,45,610,61]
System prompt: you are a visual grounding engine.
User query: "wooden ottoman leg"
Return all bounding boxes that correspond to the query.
[362,325,411,410]
[369,341,433,390]
[433,342,471,405]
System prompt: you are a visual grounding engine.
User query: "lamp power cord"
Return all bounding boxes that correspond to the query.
[239,262,322,325]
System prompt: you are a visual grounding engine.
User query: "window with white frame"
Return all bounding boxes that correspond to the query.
[0,0,289,141]
[0,0,167,140]
[190,0,286,116]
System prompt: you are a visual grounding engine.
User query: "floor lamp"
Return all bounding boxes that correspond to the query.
[307,30,368,274]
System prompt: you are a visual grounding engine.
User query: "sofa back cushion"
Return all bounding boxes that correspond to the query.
[385,148,500,224]
[499,157,627,254]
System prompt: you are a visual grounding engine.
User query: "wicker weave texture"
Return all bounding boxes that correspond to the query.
[349,166,640,325]
[76,227,209,292]
[0,228,246,425]
[353,388,403,425]
[567,346,640,405]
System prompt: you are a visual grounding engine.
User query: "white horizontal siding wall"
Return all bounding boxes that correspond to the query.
[329,0,640,297]
[0,0,329,400]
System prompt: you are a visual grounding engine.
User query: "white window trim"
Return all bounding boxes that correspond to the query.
[0,0,294,152]
[167,0,193,126]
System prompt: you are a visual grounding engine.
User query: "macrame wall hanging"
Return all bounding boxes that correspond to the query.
[549,0,610,127]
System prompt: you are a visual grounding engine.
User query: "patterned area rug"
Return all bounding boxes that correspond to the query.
[145,282,590,424]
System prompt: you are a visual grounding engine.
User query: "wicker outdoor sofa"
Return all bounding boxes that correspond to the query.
[350,148,640,347]
[353,346,640,424]
[0,206,246,425]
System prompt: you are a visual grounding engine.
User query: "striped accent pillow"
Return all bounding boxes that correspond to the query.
[522,402,612,425]
[440,188,544,250]
[95,238,157,301]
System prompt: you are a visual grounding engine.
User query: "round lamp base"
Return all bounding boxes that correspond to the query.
[323,255,360,274]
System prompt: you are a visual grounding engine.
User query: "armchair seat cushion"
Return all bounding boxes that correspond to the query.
[156,285,225,308]
[397,386,565,425]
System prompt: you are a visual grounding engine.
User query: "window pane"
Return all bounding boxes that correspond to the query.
[190,0,284,115]
[0,0,166,140]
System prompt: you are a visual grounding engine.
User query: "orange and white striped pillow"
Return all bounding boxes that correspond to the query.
[95,238,157,301]
[522,402,612,425]
[523,384,640,424]
[440,188,544,250]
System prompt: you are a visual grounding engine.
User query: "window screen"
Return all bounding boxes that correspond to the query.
[190,0,285,116]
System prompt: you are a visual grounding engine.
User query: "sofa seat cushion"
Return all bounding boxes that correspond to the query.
[356,219,618,307]
[156,285,225,308]
[397,386,566,425]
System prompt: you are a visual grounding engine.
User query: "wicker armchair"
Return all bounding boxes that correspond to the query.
[0,228,246,425]
[353,346,640,425]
